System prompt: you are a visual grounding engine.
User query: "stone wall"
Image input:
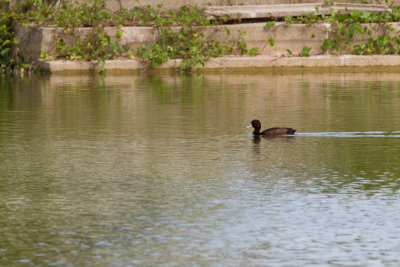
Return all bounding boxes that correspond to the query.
[15,22,400,63]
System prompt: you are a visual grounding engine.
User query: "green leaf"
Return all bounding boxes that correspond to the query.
[360,11,371,22]
[354,22,364,35]
[1,48,11,56]
[249,47,259,56]
[338,22,345,35]
[299,46,311,57]
[268,37,274,47]
[285,15,293,26]
[2,40,11,46]
[347,24,355,39]
[265,21,275,30]
[350,10,361,20]
[322,38,334,51]
[116,27,123,39]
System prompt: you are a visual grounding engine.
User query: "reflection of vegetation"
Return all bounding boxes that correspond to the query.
[0,75,12,111]
[138,74,208,105]
[2,73,400,197]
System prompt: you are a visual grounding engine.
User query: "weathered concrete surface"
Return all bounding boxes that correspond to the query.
[17,22,399,63]
[37,55,400,72]
[204,3,391,20]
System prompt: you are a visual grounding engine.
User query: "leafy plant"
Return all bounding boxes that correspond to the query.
[268,37,275,47]
[135,10,238,71]
[285,15,293,26]
[0,12,28,72]
[13,0,260,72]
[265,21,275,30]
[322,38,335,51]
[299,46,311,57]
[57,27,123,72]
[40,51,54,60]
[0,14,13,69]
[320,8,400,56]
[237,30,248,55]
[249,47,259,56]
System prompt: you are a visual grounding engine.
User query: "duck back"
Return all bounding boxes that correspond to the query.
[261,127,296,135]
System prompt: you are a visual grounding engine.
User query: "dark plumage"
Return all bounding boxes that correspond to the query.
[246,119,296,135]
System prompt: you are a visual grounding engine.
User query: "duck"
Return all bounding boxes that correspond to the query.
[245,119,296,135]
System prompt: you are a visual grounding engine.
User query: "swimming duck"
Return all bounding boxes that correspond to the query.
[245,119,296,135]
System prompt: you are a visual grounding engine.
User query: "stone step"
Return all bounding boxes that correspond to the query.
[203,3,391,20]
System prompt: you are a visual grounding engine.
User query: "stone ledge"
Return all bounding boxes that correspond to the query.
[204,3,391,20]
[37,55,400,72]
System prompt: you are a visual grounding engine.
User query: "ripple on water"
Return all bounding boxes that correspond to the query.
[1,73,400,266]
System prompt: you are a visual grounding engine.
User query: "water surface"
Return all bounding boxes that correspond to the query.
[1,71,400,266]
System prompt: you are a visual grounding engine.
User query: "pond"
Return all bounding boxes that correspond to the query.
[1,70,400,266]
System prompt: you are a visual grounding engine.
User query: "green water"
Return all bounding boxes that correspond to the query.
[1,71,400,266]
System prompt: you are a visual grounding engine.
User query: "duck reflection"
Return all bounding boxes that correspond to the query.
[252,134,296,143]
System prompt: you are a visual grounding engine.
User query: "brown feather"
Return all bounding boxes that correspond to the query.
[248,119,296,135]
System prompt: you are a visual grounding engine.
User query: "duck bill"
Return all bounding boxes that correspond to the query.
[245,124,253,128]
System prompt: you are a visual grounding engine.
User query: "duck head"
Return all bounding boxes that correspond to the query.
[245,119,261,134]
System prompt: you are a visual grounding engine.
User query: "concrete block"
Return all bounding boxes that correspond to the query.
[120,26,157,49]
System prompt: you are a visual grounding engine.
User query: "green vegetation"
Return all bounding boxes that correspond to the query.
[268,37,275,47]
[0,13,13,71]
[265,21,275,30]
[3,0,400,73]
[1,0,258,73]
[299,46,311,57]
[320,8,400,55]
[135,5,235,71]
[56,28,124,72]
[1,12,28,72]
[282,5,400,56]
